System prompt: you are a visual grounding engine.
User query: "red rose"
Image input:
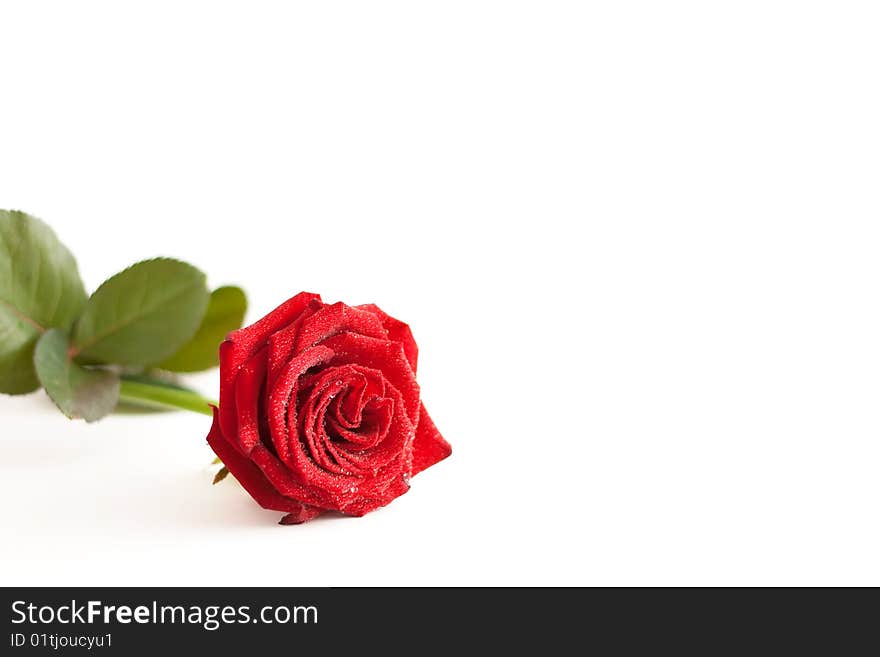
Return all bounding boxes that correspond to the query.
[206,292,451,524]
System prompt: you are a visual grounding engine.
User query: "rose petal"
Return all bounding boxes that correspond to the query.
[341,467,411,516]
[358,303,419,372]
[299,376,353,475]
[320,331,421,426]
[233,347,267,454]
[206,409,321,515]
[411,402,451,475]
[327,396,393,449]
[331,372,368,429]
[219,292,320,440]
[251,438,360,511]
[279,504,323,525]
[264,300,322,391]
[266,345,333,467]
[318,365,386,428]
[294,301,388,354]
[249,442,337,508]
[329,386,411,470]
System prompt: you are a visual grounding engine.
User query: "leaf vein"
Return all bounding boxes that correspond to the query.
[0,297,46,333]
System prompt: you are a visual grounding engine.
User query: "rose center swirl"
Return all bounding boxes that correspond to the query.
[295,365,395,476]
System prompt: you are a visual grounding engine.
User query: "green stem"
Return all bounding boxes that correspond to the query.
[119,377,216,416]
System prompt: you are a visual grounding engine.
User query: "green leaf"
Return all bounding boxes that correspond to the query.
[157,286,247,372]
[0,210,87,394]
[34,328,120,422]
[71,258,210,366]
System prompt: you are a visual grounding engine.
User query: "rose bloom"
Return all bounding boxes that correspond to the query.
[206,292,451,524]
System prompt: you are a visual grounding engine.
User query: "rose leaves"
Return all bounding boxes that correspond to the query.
[34,329,121,422]
[0,210,247,422]
[158,286,247,373]
[71,258,210,366]
[0,210,87,394]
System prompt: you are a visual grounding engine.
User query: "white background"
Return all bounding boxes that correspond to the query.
[1,2,879,586]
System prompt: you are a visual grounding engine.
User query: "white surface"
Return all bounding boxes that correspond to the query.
[1,1,879,586]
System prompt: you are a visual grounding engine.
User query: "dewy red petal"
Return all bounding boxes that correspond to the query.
[411,402,452,476]
[320,332,421,426]
[207,293,451,524]
[219,292,321,440]
[358,303,419,372]
[266,345,333,466]
[292,301,387,354]
[232,347,268,454]
[249,442,338,508]
[206,409,324,517]
[279,504,323,525]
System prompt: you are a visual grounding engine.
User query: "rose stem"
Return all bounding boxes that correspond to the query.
[118,378,216,416]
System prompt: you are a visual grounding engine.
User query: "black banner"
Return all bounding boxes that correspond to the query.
[0,587,873,654]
